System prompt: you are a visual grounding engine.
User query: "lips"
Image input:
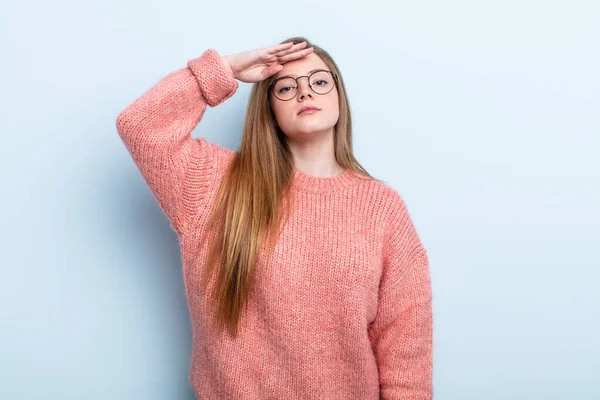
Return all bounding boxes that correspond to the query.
[298,106,321,115]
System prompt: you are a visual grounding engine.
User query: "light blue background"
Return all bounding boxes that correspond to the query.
[1,0,598,399]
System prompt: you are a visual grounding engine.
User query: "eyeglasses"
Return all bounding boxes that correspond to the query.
[269,70,339,101]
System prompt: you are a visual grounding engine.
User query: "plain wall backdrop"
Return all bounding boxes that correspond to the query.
[1,0,598,399]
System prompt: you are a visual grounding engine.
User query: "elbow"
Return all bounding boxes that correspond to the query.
[115,105,137,139]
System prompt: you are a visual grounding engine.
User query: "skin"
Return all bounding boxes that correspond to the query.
[221,41,344,178]
[269,53,341,177]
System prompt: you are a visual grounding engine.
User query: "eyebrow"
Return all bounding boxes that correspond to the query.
[276,69,325,79]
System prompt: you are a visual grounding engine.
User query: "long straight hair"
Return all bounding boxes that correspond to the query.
[193,36,377,338]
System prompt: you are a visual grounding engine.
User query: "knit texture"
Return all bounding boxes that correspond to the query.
[116,48,433,400]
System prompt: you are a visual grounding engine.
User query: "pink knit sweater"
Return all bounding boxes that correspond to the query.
[116,48,433,399]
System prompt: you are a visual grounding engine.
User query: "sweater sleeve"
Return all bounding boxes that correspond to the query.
[369,192,433,400]
[115,48,238,235]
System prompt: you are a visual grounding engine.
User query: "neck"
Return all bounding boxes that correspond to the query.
[286,128,341,178]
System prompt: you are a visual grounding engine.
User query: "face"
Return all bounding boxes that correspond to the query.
[269,53,339,140]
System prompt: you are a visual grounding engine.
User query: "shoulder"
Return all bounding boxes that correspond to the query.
[352,172,409,213]
[193,137,238,171]
[348,174,421,243]
[361,176,425,252]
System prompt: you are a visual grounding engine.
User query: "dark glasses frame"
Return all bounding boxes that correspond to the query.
[269,69,339,101]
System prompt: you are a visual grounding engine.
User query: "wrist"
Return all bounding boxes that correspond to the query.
[219,55,236,80]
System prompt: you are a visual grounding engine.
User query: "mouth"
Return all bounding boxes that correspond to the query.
[298,107,321,115]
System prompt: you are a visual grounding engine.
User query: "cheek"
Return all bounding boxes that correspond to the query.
[326,96,340,119]
[272,103,295,124]
[270,102,284,123]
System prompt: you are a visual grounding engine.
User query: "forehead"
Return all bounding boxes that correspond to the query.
[274,53,329,79]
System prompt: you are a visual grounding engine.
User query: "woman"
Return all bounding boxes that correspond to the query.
[116,37,432,400]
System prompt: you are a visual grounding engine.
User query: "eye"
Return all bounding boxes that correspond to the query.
[315,80,328,86]
[278,86,294,93]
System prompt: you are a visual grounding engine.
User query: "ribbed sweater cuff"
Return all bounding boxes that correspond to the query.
[187,48,239,107]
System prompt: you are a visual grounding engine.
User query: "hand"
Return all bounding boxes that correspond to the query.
[220,41,314,83]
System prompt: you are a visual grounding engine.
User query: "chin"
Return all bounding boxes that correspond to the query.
[291,125,334,137]
[294,119,336,132]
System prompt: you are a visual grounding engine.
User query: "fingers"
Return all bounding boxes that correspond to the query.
[260,63,284,80]
[273,41,308,57]
[277,46,313,63]
[266,41,295,54]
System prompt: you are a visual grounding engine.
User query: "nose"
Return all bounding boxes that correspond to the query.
[296,76,313,100]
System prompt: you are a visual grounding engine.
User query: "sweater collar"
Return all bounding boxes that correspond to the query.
[291,167,360,193]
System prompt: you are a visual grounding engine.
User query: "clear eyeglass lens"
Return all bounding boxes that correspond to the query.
[273,71,334,100]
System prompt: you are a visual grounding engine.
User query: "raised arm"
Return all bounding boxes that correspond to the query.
[115,48,238,235]
[369,192,433,400]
